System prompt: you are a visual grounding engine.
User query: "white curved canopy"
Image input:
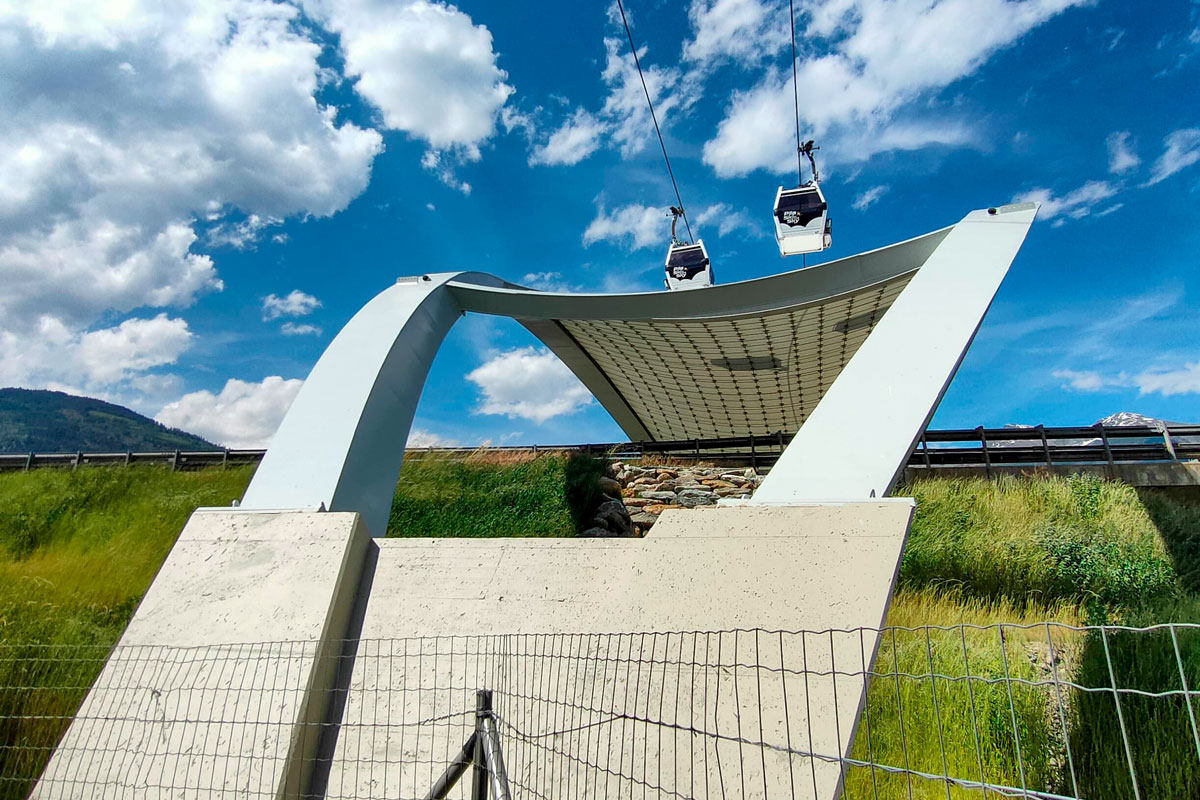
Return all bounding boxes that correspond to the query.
[242,204,1038,534]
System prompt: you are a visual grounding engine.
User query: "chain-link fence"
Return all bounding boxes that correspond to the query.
[3,623,1198,799]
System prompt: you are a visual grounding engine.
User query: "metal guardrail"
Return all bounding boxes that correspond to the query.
[1,424,1197,474]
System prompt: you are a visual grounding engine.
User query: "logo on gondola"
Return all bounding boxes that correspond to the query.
[672,266,688,278]
[782,210,802,225]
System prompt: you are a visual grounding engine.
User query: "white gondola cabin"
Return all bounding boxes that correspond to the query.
[664,240,713,291]
[773,184,832,257]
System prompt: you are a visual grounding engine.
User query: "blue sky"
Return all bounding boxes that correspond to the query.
[1,0,1198,447]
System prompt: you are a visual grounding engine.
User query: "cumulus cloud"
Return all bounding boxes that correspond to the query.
[583,203,669,250]
[682,0,789,69]
[262,290,322,320]
[0,0,390,404]
[702,0,1085,176]
[155,376,304,449]
[1014,180,1117,223]
[466,347,594,423]
[530,30,685,165]
[529,109,606,166]
[1145,128,1200,186]
[1106,131,1140,174]
[305,0,513,154]
[852,185,890,210]
[0,314,192,392]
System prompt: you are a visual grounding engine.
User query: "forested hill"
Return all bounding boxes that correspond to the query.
[0,388,216,453]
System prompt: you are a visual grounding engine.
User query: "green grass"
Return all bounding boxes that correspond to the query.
[0,465,254,800]
[1,466,1198,799]
[899,475,1182,613]
[387,454,577,537]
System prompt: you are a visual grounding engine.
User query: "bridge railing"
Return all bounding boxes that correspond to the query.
[1,424,1197,474]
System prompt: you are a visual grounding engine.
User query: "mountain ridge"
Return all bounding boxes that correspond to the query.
[0,388,217,453]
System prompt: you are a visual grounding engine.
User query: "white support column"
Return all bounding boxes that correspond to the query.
[241,271,502,537]
[752,203,1039,504]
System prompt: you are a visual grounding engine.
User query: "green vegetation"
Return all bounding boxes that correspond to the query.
[0,465,254,800]
[387,453,576,537]
[1,465,1198,799]
[842,475,1200,799]
[0,388,215,453]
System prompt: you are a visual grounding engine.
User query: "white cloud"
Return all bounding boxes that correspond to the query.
[583,203,669,250]
[155,376,304,449]
[529,109,606,166]
[1135,363,1200,397]
[262,290,322,320]
[207,214,281,250]
[407,428,459,447]
[466,347,594,423]
[1014,180,1117,222]
[0,0,384,398]
[682,0,789,68]
[520,272,580,293]
[694,203,763,238]
[1106,130,1139,174]
[0,313,191,391]
[1052,363,1200,398]
[702,0,1085,176]
[1052,369,1107,392]
[304,0,513,154]
[600,36,685,157]
[852,184,890,210]
[1145,128,1200,186]
[280,322,322,337]
[420,149,472,195]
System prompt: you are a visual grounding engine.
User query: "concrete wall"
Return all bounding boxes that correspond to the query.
[34,502,915,800]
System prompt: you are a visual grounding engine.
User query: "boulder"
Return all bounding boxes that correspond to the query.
[715,486,752,497]
[644,503,683,514]
[630,511,658,529]
[639,490,678,502]
[677,488,717,507]
[598,476,623,495]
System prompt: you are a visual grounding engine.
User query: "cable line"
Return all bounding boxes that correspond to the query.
[788,0,804,186]
[614,0,693,242]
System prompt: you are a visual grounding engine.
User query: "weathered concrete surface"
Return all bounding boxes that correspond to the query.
[903,460,1200,487]
[32,511,369,800]
[326,501,914,799]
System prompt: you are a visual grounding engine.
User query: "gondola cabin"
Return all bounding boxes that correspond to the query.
[664,240,713,291]
[773,185,832,257]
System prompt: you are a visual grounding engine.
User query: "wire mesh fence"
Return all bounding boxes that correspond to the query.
[2,623,1197,799]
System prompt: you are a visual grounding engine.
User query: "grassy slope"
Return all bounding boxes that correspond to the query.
[844,475,1200,799]
[0,466,254,800]
[0,465,1197,799]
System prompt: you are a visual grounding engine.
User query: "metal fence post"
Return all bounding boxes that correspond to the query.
[1038,424,1052,467]
[472,690,490,800]
[1096,424,1115,478]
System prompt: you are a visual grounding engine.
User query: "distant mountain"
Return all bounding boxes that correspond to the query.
[0,388,217,453]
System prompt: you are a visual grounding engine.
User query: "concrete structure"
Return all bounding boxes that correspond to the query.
[243,203,1039,536]
[36,205,1038,799]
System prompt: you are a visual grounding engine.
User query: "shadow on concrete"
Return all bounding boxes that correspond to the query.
[306,540,379,798]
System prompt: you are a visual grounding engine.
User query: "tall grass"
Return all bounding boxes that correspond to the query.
[388,454,575,537]
[900,475,1181,614]
[0,466,254,800]
[844,589,1083,798]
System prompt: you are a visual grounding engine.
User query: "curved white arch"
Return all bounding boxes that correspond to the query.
[241,204,1038,535]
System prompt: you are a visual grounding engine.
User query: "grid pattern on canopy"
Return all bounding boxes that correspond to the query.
[559,272,916,440]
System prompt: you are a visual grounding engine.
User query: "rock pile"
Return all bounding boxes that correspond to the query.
[615,462,762,534]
